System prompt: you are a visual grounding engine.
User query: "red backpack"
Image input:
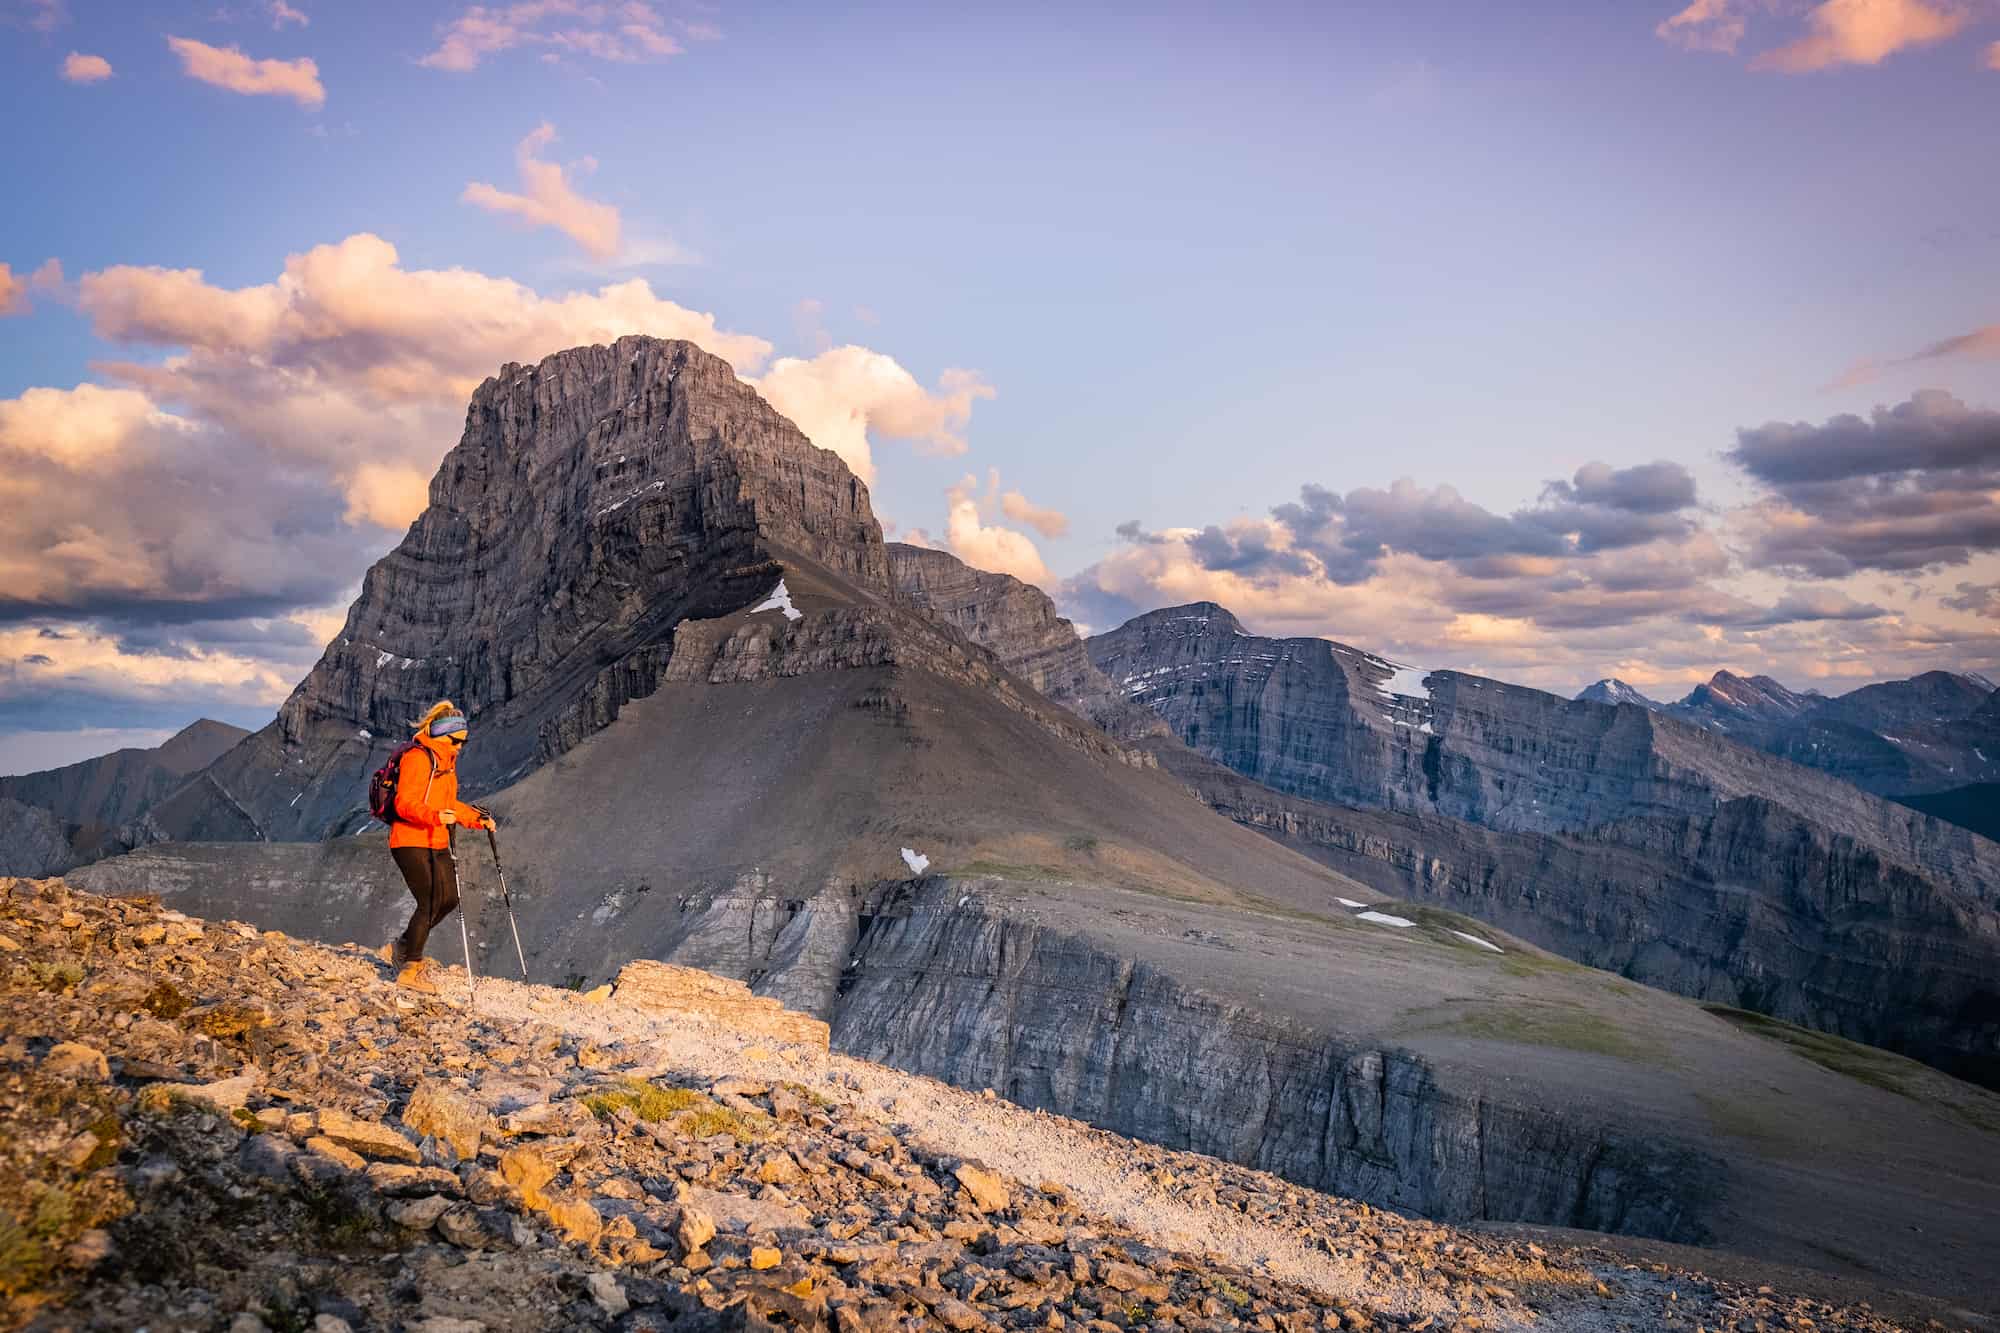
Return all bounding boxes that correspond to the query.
[367,742,434,824]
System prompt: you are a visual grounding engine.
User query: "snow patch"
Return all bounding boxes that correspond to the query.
[1380,664,1432,701]
[1337,897,1368,909]
[901,847,930,874]
[1451,930,1502,953]
[597,479,665,517]
[752,579,803,622]
[1357,910,1416,929]
[356,728,372,742]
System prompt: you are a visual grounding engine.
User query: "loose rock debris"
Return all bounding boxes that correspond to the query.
[0,876,1955,1332]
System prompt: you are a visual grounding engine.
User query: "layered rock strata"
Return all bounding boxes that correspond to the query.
[158,336,889,842]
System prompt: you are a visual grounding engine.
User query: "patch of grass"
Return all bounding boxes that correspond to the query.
[1695,1090,1787,1145]
[0,1186,73,1297]
[140,981,193,1019]
[1411,999,1656,1062]
[1704,1005,2000,1135]
[949,861,1074,883]
[1498,950,1589,980]
[581,1080,773,1144]
[26,961,84,994]
[1205,1274,1252,1306]
[1063,835,1100,855]
[582,1079,706,1122]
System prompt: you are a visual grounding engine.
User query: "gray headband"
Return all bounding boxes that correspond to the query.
[428,714,467,739]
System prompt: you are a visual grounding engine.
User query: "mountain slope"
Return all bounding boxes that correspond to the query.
[0,718,248,874]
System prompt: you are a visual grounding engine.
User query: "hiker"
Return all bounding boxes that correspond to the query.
[385,701,495,993]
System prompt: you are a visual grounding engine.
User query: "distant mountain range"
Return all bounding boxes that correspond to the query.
[1574,670,2000,818]
[0,718,247,876]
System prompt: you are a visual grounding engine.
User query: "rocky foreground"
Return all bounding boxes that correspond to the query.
[0,879,1971,1333]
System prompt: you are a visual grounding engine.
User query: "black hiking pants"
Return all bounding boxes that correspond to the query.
[391,845,460,962]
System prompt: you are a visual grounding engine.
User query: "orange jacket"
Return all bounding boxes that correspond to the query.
[388,733,485,850]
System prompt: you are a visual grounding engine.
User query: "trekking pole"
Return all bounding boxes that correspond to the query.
[449,824,476,1007]
[487,826,530,979]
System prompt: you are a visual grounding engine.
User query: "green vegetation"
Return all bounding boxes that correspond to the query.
[0,1186,72,1297]
[1409,999,1656,1062]
[1063,834,1100,855]
[140,981,193,1019]
[580,1079,772,1143]
[1705,1005,2000,1135]
[1694,1090,1787,1145]
[26,961,83,993]
[1204,1274,1252,1306]
[949,861,1074,883]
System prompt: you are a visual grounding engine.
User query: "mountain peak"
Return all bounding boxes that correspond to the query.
[1576,678,1659,709]
[1126,601,1247,637]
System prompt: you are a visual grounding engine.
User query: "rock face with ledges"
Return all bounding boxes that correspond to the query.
[159,336,889,842]
[886,542,1164,737]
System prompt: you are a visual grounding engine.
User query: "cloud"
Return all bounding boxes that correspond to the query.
[61,51,112,83]
[1657,0,1748,52]
[1751,0,1968,71]
[270,0,307,26]
[4,231,989,622]
[1000,489,1070,539]
[421,1,685,72]
[22,0,65,32]
[942,473,1050,587]
[1707,586,1892,626]
[750,347,994,485]
[166,35,325,107]
[0,266,24,317]
[1987,37,2000,65]
[1262,461,1702,587]
[1944,581,2000,617]
[463,122,622,261]
[1727,390,2000,576]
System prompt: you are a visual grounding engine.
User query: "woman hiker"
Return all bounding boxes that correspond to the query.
[387,700,495,994]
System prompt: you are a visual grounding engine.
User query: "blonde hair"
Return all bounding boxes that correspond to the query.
[413,700,463,737]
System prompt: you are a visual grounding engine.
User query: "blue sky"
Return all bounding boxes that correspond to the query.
[3,0,2000,772]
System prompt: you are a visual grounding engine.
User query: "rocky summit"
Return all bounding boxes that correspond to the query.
[3,876,1983,1333]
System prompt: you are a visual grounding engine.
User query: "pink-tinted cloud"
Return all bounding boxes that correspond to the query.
[462,123,622,261]
[1986,37,2000,65]
[1656,0,1748,52]
[23,0,65,33]
[752,347,994,484]
[944,473,1051,587]
[1832,321,2000,386]
[0,260,62,317]
[270,0,308,26]
[166,35,325,107]
[1001,488,1071,539]
[1751,0,1968,71]
[422,1,686,72]
[60,51,112,83]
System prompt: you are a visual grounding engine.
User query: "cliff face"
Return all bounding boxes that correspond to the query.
[1086,605,2000,903]
[883,543,1164,738]
[162,337,889,841]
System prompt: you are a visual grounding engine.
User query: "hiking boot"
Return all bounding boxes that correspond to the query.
[396,961,438,995]
[380,939,407,969]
